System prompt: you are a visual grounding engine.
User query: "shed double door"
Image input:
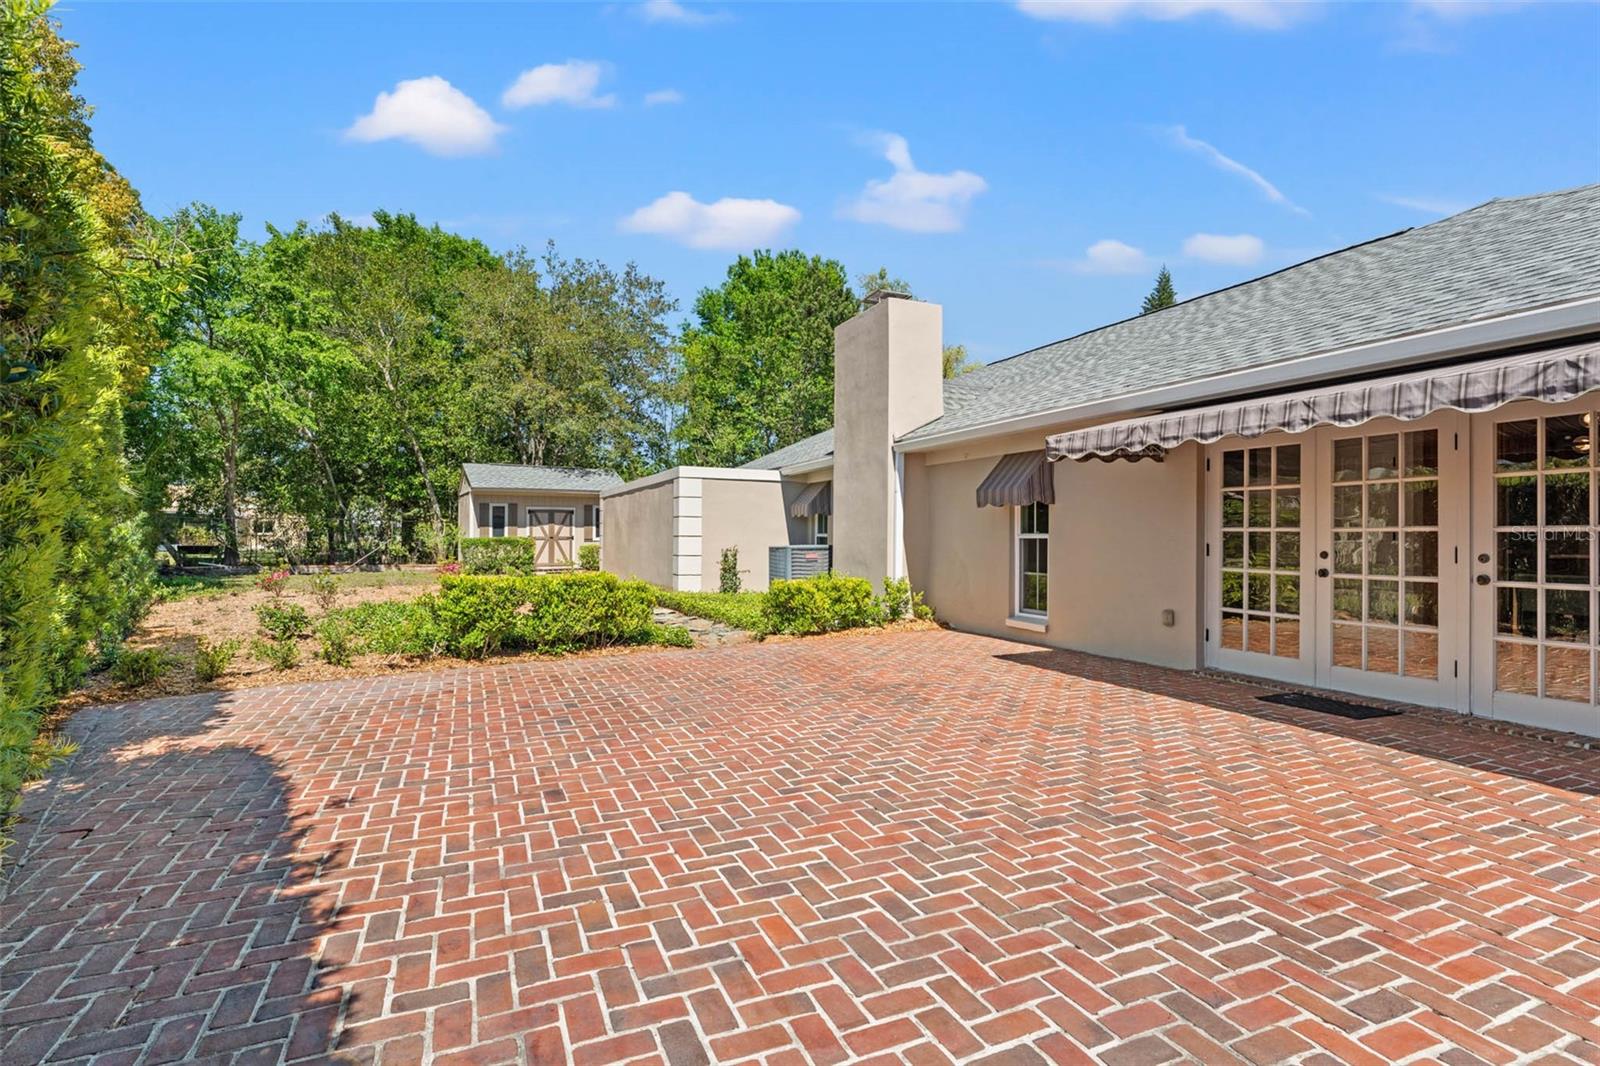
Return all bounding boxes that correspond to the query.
[528,508,574,569]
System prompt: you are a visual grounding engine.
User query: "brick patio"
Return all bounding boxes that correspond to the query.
[3,630,1599,1065]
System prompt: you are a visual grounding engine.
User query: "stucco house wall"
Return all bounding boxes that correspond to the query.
[700,477,792,592]
[906,443,1203,671]
[601,477,675,588]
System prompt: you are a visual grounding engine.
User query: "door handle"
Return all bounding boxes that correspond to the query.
[1476,574,1491,586]
[1317,567,1330,578]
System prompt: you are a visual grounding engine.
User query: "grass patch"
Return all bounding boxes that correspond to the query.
[653,590,767,633]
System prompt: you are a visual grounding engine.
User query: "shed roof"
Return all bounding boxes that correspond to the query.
[461,464,623,493]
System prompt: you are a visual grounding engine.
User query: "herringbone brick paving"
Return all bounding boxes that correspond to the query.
[3,630,1599,1064]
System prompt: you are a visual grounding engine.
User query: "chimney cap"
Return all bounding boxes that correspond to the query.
[862,288,913,307]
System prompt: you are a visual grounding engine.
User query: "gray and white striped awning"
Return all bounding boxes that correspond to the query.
[976,451,1055,508]
[1047,339,1600,462]
[789,480,832,518]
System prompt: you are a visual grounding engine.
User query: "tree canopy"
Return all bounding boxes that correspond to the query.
[675,250,858,467]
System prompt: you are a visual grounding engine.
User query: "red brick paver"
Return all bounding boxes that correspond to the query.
[3,631,1599,1063]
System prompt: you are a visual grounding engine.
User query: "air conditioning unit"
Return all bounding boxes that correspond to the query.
[769,544,832,582]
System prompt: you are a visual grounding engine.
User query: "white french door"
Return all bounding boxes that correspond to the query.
[1469,398,1600,735]
[1206,432,1317,685]
[1206,415,1468,710]
[1314,415,1468,710]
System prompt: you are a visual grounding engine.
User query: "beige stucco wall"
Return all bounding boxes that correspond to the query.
[701,478,792,592]
[600,478,675,588]
[907,442,1204,670]
[833,298,942,586]
[459,490,602,543]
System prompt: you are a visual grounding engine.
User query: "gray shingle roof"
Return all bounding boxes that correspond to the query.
[902,183,1600,443]
[461,464,623,492]
[742,429,835,470]
[741,184,1600,471]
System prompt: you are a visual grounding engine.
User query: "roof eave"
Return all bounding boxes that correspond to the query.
[895,294,1600,454]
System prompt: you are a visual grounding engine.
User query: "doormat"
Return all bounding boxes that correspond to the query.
[1257,691,1400,720]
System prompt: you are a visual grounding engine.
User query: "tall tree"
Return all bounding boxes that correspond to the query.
[941,343,979,378]
[459,244,675,478]
[1141,266,1177,314]
[305,213,496,559]
[676,251,857,467]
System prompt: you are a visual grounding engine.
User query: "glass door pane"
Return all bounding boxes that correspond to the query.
[1218,442,1303,660]
[1489,412,1595,705]
[1326,429,1442,681]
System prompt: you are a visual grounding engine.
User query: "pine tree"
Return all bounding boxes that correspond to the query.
[1141,266,1177,314]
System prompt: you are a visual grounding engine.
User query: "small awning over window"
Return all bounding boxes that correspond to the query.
[976,451,1055,508]
[789,480,832,518]
[1047,339,1600,462]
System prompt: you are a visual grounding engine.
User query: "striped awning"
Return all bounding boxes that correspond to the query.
[1048,339,1600,462]
[976,452,1055,508]
[789,480,832,518]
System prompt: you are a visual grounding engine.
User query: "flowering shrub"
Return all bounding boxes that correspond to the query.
[257,568,291,598]
[437,560,462,576]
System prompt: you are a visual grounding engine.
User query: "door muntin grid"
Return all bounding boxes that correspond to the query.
[1328,429,1442,680]
[1491,412,1596,704]
[1219,443,1302,659]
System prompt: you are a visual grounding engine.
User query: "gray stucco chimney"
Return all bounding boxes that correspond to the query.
[831,295,943,587]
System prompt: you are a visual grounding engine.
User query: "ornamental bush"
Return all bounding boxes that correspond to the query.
[460,537,542,575]
[255,602,310,641]
[762,574,882,636]
[431,573,656,658]
[578,543,601,571]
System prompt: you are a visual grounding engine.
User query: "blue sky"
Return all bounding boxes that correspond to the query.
[62,0,1600,363]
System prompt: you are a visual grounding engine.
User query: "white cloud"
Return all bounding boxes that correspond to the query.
[1377,192,1472,215]
[1183,232,1264,265]
[1166,125,1309,216]
[1073,239,1150,274]
[502,61,616,109]
[344,76,505,157]
[619,191,800,250]
[842,133,987,233]
[638,0,724,24]
[1016,0,1309,28]
[644,88,685,106]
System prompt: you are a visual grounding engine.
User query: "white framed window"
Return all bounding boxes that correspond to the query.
[1015,502,1049,617]
[813,512,830,546]
[489,504,508,538]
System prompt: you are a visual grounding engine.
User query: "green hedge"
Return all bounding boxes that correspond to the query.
[459,537,543,575]
[2,10,160,832]
[433,573,656,657]
[655,590,768,633]
[762,574,883,635]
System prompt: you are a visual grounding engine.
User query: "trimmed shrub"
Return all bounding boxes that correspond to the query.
[255,602,310,641]
[111,648,172,686]
[578,543,601,571]
[333,599,445,658]
[460,537,542,575]
[316,618,355,666]
[432,573,655,658]
[253,637,299,671]
[654,590,767,633]
[762,575,883,636]
[650,623,695,648]
[719,547,741,594]
[193,637,240,682]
